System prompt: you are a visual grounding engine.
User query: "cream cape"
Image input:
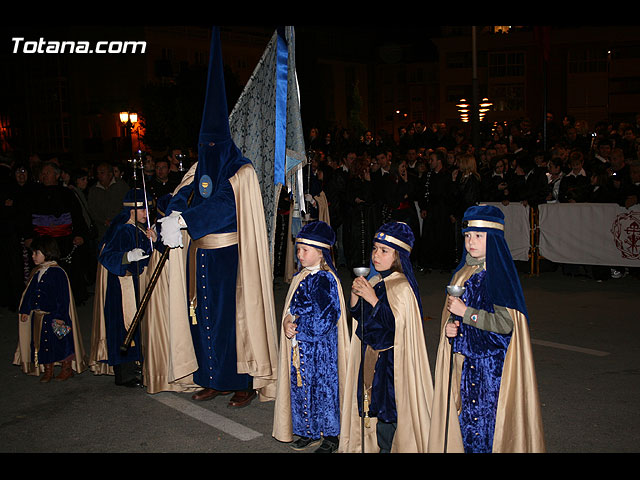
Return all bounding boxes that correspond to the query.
[13,262,89,375]
[88,250,113,375]
[88,220,148,376]
[170,162,279,400]
[427,263,546,453]
[141,235,199,394]
[338,271,433,453]
[272,267,350,442]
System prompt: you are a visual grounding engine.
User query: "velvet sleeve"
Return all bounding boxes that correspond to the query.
[179,179,237,240]
[290,271,340,341]
[99,224,149,277]
[454,269,512,357]
[165,183,193,215]
[351,284,395,350]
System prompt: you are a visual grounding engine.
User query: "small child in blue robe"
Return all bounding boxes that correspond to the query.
[341,221,432,453]
[15,235,87,382]
[94,188,155,387]
[272,221,348,454]
[429,205,545,453]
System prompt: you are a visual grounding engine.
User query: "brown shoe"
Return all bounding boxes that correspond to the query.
[227,389,257,408]
[40,364,54,383]
[55,361,74,381]
[191,388,232,401]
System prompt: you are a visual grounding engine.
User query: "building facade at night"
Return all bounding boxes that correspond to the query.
[2,25,639,167]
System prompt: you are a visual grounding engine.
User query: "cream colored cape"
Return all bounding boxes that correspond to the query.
[338,271,433,453]
[427,263,546,453]
[141,234,199,394]
[88,222,148,376]
[272,267,350,442]
[13,262,89,375]
[172,162,279,400]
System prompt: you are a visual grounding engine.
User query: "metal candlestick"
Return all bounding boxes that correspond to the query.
[353,266,370,453]
[444,284,465,453]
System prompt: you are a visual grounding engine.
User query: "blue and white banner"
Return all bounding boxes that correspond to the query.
[229,26,306,265]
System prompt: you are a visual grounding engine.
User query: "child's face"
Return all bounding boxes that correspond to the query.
[464,231,487,259]
[130,208,147,224]
[32,249,46,266]
[371,242,397,272]
[296,244,323,269]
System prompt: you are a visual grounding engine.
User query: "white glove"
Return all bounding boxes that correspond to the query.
[304,194,316,206]
[158,211,185,248]
[127,248,149,262]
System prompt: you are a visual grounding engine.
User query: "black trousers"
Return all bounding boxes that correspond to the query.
[376,420,397,453]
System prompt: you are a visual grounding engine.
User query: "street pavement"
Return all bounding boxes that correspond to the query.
[1,264,639,454]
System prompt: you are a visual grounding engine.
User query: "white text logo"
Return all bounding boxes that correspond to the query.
[12,37,147,54]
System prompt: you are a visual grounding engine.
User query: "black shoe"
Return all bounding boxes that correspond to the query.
[314,436,339,453]
[290,436,321,450]
[117,377,143,388]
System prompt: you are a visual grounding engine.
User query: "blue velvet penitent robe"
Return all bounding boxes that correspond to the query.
[98,222,151,365]
[350,270,398,424]
[452,268,512,453]
[287,269,341,438]
[169,175,251,391]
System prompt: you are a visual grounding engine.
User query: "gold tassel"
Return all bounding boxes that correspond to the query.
[364,390,371,428]
[293,344,302,387]
[190,301,197,325]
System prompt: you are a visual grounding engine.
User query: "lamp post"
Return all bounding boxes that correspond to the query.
[119,111,139,155]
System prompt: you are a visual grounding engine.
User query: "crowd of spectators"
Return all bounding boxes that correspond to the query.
[274,114,640,281]
[0,147,185,312]
[2,114,639,311]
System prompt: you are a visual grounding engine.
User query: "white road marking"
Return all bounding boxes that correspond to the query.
[150,393,262,441]
[532,339,610,357]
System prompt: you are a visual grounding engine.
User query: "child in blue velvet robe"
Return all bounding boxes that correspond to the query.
[96,188,155,387]
[17,235,82,382]
[273,221,347,453]
[430,204,545,453]
[343,221,432,453]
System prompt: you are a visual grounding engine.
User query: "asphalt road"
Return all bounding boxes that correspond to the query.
[1,264,639,455]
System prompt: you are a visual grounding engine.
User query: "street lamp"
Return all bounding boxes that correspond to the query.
[479,98,493,122]
[457,99,470,123]
[119,111,139,153]
[457,98,492,123]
